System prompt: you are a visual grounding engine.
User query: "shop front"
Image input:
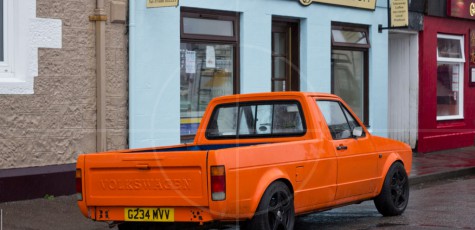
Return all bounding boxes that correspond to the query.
[417,0,475,152]
[129,0,390,148]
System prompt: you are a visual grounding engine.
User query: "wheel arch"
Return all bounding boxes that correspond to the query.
[375,152,405,196]
[249,169,294,218]
[373,157,410,216]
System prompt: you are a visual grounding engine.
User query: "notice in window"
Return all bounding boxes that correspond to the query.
[185,50,196,74]
[206,46,216,68]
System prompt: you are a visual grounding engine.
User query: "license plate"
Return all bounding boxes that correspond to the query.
[124,208,174,222]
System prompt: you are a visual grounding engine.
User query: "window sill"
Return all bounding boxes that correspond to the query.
[0,76,34,94]
[436,115,464,121]
[436,120,466,129]
[0,73,16,80]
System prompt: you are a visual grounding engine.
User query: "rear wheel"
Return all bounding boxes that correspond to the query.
[374,162,409,216]
[249,181,294,230]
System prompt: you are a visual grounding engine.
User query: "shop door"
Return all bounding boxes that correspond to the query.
[388,33,418,148]
[271,19,299,91]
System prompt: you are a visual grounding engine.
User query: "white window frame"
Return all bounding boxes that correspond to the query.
[0,0,61,94]
[0,0,13,77]
[436,34,465,121]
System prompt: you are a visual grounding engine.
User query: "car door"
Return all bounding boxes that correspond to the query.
[316,100,378,200]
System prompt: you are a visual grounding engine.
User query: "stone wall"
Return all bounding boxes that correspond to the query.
[104,0,129,151]
[0,0,128,169]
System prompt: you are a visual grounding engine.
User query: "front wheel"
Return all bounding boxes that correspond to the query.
[249,181,295,230]
[374,162,410,216]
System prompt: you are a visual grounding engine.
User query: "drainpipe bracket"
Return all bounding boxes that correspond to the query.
[89,15,108,21]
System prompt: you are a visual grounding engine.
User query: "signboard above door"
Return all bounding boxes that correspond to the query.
[447,0,475,19]
[390,0,409,27]
[147,0,179,8]
[299,0,376,10]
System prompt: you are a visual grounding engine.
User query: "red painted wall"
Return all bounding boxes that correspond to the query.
[418,16,475,153]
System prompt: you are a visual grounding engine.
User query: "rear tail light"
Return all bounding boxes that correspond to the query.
[211,165,226,201]
[76,169,83,201]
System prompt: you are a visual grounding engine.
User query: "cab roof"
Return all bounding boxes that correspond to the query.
[211,92,340,102]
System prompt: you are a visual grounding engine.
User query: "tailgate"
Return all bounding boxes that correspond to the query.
[83,151,209,207]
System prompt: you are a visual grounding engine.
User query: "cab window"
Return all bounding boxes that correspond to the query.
[206,101,305,139]
[316,100,364,140]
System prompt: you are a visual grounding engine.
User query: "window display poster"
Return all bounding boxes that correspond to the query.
[206,46,216,68]
[180,49,185,69]
[180,122,200,135]
[185,50,196,74]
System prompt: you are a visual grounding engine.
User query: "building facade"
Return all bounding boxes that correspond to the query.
[417,0,475,152]
[387,0,475,153]
[0,0,129,202]
[129,0,391,148]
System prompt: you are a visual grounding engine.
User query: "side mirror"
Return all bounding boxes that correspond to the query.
[352,126,363,138]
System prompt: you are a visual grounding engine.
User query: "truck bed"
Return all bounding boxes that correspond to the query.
[81,143,265,207]
[81,150,209,207]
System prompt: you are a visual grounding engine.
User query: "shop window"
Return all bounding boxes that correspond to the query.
[271,18,300,92]
[332,29,369,47]
[183,17,234,37]
[331,23,369,125]
[436,34,464,120]
[180,9,239,142]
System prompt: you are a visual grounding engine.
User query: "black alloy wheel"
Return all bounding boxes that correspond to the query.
[249,181,295,230]
[374,162,410,216]
[390,166,409,209]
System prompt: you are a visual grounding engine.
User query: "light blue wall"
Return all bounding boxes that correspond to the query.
[129,0,389,148]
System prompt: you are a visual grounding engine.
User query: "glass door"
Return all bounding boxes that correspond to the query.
[271,19,299,92]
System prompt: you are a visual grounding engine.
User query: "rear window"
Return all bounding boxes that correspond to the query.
[206,101,306,139]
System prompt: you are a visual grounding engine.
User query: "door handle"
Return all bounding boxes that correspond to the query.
[336,145,348,151]
[136,164,150,170]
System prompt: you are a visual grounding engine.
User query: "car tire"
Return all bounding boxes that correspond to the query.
[248,181,295,230]
[374,161,410,216]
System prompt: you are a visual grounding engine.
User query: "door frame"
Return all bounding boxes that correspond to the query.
[271,17,300,91]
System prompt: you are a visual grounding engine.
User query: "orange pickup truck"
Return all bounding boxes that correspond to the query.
[76,92,412,230]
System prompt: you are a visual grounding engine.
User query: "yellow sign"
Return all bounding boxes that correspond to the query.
[147,0,179,8]
[390,0,408,27]
[299,0,376,10]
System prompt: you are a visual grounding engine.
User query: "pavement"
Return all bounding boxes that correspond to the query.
[409,146,475,185]
[1,146,475,230]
